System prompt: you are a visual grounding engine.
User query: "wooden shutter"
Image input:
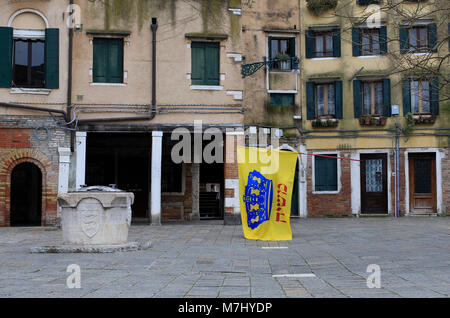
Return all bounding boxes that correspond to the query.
[0,27,13,88]
[93,38,107,83]
[428,23,437,52]
[335,81,343,119]
[45,28,59,89]
[399,26,408,54]
[353,80,362,118]
[205,42,220,85]
[289,37,296,57]
[332,29,341,57]
[191,42,219,85]
[383,78,391,117]
[315,157,337,191]
[352,28,361,57]
[430,77,439,115]
[107,38,123,83]
[305,30,315,59]
[380,26,388,54]
[191,42,205,85]
[306,82,315,120]
[402,79,411,115]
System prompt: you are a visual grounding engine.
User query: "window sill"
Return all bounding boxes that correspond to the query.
[357,55,382,58]
[310,57,338,60]
[312,190,340,195]
[10,87,51,95]
[267,90,298,94]
[190,85,224,91]
[90,83,127,87]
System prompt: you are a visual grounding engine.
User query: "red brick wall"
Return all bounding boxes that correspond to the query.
[440,148,450,215]
[306,151,352,217]
[0,128,59,226]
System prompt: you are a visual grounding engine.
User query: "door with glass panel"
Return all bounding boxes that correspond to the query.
[361,154,388,214]
[408,153,436,213]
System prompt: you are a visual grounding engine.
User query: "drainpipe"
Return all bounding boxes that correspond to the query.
[68,0,74,151]
[150,17,158,116]
[395,122,401,217]
[0,102,67,118]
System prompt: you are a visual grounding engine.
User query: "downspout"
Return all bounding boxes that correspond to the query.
[151,17,158,117]
[76,18,158,124]
[68,0,74,151]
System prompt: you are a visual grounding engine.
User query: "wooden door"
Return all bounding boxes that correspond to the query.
[361,154,388,214]
[409,153,436,213]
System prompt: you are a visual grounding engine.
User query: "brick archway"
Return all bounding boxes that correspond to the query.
[0,149,53,227]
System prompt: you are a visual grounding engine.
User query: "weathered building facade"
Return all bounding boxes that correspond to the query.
[0,0,448,228]
[0,0,245,226]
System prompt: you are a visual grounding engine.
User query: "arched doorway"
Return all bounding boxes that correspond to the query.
[10,162,42,226]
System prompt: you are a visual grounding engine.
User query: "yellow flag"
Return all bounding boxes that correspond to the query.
[237,146,298,241]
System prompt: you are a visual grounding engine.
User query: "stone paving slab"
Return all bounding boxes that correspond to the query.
[0,218,449,298]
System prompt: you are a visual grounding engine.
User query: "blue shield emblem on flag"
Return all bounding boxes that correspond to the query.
[243,170,273,229]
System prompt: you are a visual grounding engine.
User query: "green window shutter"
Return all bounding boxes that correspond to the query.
[402,79,411,115]
[353,80,362,118]
[191,42,219,85]
[399,26,408,54]
[379,26,388,54]
[335,81,343,119]
[289,37,296,58]
[315,157,337,191]
[428,23,437,52]
[93,38,107,83]
[0,27,13,88]
[383,78,391,117]
[191,42,205,85]
[306,82,315,120]
[268,36,273,60]
[107,38,123,83]
[352,28,361,57]
[305,30,314,59]
[45,28,59,89]
[205,43,219,85]
[332,29,341,57]
[93,38,123,83]
[430,77,439,115]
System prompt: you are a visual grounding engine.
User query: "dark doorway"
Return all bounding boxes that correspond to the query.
[86,133,151,219]
[361,153,388,214]
[10,162,42,226]
[199,162,224,220]
[409,153,436,213]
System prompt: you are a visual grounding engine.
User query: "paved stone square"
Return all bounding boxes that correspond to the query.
[0,217,449,298]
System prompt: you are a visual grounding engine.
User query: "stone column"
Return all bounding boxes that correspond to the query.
[75,132,87,190]
[191,163,200,220]
[58,147,71,194]
[224,129,244,225]
[151,131,163,226]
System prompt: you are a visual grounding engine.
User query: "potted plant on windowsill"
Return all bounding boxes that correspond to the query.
[412,114,436,124]
[360,115,372,125]
[275,53,291,70]
[359,115,387,126]
[312,117,339,128]
[307,0,338,16]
